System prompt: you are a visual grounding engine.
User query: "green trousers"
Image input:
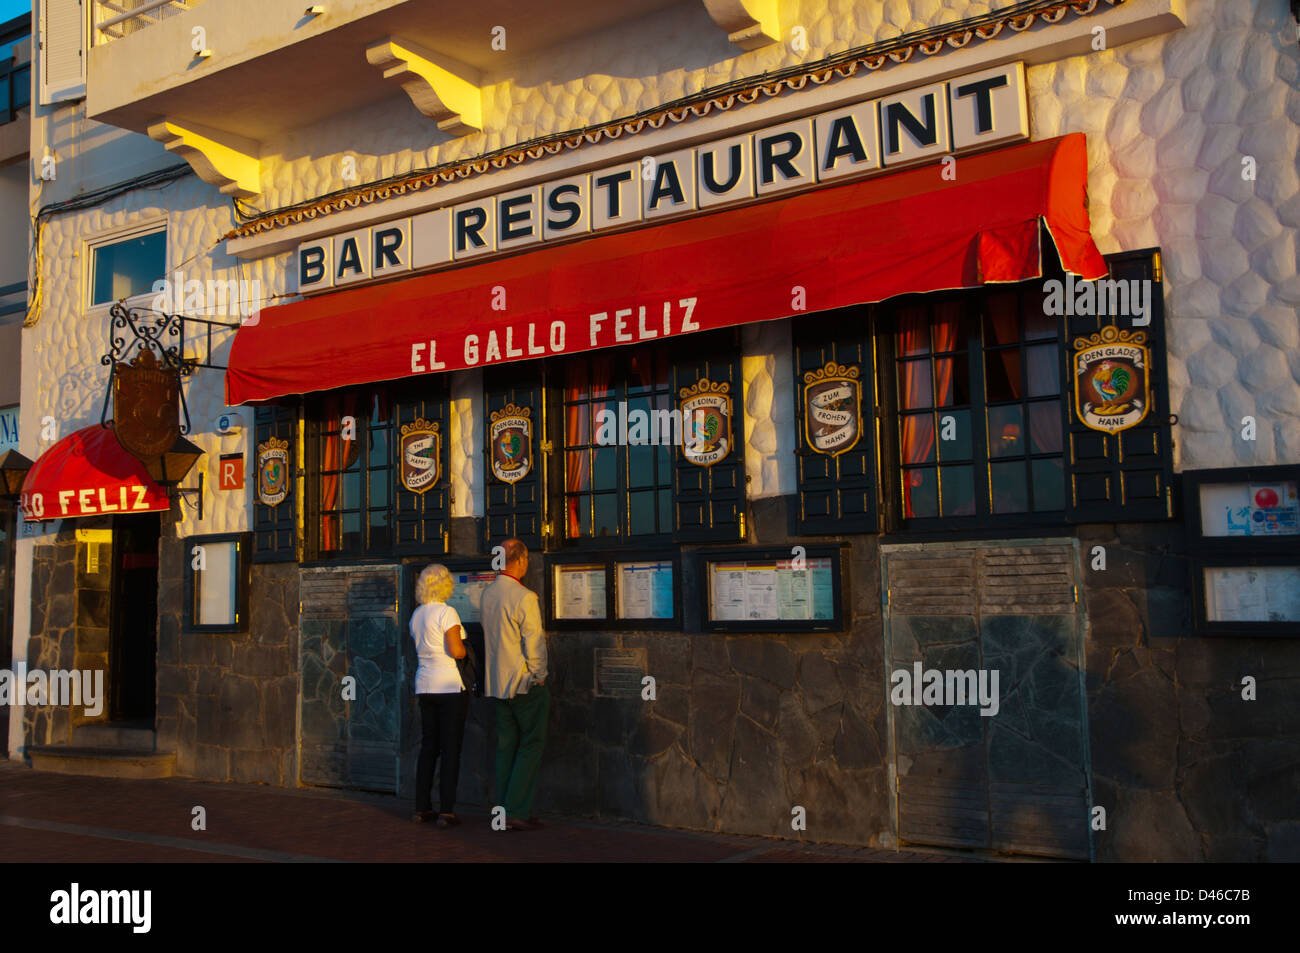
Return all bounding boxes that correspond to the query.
[495,684,550,819]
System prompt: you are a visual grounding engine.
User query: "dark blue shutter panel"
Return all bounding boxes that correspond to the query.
[253,403,297,562]
[793,308,879,533]
[393,382,450,554]
[1065,248,1174,522]
[672,335,744,542]
[484,368,542,549]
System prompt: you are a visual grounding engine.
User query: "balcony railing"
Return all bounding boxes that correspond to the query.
[94,0,204,46]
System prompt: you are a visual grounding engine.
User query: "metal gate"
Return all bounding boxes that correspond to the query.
[298,565,405,792]
[882,540,1092,859]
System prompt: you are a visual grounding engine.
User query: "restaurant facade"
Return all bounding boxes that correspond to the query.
[8,0,1300,861]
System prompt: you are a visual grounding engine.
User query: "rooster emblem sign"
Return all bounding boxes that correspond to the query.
[1072,326,1151,434]
[680,378,732,467]
[490,404,532,484]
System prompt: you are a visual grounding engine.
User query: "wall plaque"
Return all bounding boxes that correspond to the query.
[680,378,732,467]
[490,403,532,483]
[594,647,647,698]
[1072,326,1150,434]
[803,361,862,456]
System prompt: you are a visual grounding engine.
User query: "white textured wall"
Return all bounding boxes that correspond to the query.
[449,368,483,517]
[1028,0,1300,469]
[742,320,797,498]
[25,175,288,537]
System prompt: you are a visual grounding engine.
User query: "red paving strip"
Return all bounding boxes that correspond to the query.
[0,822,257,863]
[0,763,978,863]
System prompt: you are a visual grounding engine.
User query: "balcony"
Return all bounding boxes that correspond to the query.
[0,14,31,164]
[93,0,206,46]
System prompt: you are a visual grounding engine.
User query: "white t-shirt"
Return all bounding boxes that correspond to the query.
[410,602,466,695]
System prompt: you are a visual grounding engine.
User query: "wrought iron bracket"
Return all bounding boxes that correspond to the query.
[99,300,242,438]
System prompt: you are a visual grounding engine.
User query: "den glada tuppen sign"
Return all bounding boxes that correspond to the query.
[295,62,1029,293]
[803,362,862,456]
[680,379,732,467]
[1072,326,1151,434]
[113,349,179,462]
[490,404,532,483]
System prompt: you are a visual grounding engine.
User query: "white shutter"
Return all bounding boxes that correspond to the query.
[39,0,86,105]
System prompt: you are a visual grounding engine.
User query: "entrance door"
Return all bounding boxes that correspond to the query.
[882,541,1092,860]
[110,513,161,722]
[298,566,404,793]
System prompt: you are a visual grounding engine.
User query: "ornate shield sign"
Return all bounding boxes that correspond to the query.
[1072,326,1151,434]
[257,437,290,507]
[680,378,732,467]
[803,362,862,456]
[400,418,441,494]
[490,404,532,484]
[112,348,179,461]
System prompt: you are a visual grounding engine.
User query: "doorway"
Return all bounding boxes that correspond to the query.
[110,513,161,723]
[882,539,1093,860]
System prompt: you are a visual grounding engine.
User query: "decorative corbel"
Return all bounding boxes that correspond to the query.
[146,119,261,198]
[702,0,780,51]
[365,37,484,137]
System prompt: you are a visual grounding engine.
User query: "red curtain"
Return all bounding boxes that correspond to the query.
[564,358,611,537]
[898,308,932,518]
[320,391,360,550]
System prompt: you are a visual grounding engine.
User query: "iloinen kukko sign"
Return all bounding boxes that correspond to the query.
[296,62,1029,294]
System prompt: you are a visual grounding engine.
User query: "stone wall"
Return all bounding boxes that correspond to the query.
[156,525,299,784]
[1080,520,1300,862]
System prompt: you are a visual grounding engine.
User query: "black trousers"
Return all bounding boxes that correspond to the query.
[416,691,470,814]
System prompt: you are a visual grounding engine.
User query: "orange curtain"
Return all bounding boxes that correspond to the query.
[320,391,360,550]
[898,309,932,519]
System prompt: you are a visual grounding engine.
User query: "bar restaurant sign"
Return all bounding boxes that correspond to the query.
[296,62,1029,294]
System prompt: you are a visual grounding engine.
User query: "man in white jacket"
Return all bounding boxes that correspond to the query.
[480,538,549,831]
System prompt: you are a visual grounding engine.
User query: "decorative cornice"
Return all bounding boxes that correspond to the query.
[223,0,1121,241]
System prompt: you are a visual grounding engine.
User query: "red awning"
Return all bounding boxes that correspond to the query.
[18,425,170,520]
[227,132,1107,405]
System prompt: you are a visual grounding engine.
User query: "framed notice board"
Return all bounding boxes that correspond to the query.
[697,545,845,633]
[544,550,682,630]
[1186,465,1300,637]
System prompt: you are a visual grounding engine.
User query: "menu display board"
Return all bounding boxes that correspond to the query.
[553,563,607,620]
[446,570,496,625]
[1204,566,1300,623]
[1199,481,1299,537]
[616,561,674,619]
[708,557,835,622]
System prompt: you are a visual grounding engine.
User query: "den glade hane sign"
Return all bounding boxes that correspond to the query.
[293,62,1029,372]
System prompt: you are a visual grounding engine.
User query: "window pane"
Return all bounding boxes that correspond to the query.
[941,465,975,517]
[565,403,590,446]
[368,510,391,549]
[657,445,672,485]
[565,360,589,400]
[904,468,937,518]
[658,488,672,531]
[368,427,389,467]
[92,230,166,305]
[990,460,1029,514]
[566,450,590,493]
[629,491,656,534]
[627,348,668,394]
[1032,458,1065,511]
[900,413,935,465]
[592,494,618,537]
[982,292,1019,346]
[629,445,654,489]
[897,306,930,356]
[1028,402,1063,454]
[341,472,361,509]
[593,447,617,491]
[987,405,1024,458]
[985,348,1022,402]
[932,300,968,352]
[937,409,971,461]
[1025,344,1060,397]
[368,475,389,508]
[569,495,591,537]
[341,512,362,549]
[899,359,932,409]
[934,357,969,407]
[590,355,615,399]
[1023,302,1057,340]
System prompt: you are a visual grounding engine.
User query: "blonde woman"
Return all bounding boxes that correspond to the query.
[410,564,469,827]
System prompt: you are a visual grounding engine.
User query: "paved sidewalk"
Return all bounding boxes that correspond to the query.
[0,761,984,863]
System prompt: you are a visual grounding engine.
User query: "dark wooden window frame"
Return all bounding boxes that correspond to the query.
[1186,464,1300,638]
[696,544,847,634]
[543,548,683,631]
[183,531,251,634]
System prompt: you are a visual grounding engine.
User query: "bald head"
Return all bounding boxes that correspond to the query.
[503,538,528,573]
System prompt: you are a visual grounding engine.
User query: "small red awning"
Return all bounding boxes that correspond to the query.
[227,132,1107,405]
[19,425,170,520]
